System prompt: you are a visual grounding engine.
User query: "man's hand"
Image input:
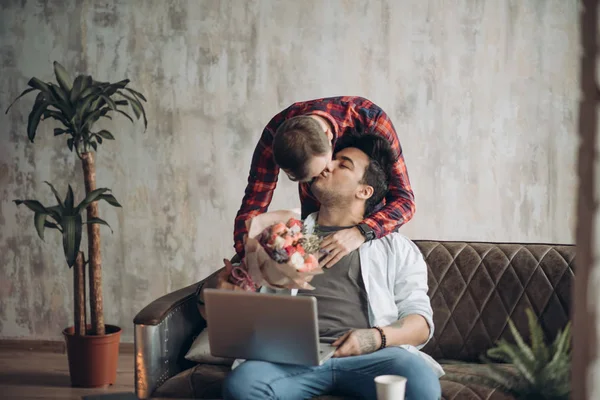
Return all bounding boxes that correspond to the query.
[332,328,381,358]
[199,259,245,303]
[319,227,365,268]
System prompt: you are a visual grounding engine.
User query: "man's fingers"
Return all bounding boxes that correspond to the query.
[223,259,234,274]
[333,331,351,347]
[321,248,345,268]
[333,341,353,358]
[324,251,346,269]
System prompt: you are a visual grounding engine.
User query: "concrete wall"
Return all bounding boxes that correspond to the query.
[0,0,579,342]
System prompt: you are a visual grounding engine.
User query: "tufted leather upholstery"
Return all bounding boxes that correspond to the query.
[418,242,574,362]
[138,241,574,400]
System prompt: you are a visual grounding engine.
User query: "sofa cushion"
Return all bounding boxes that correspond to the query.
[154,362,518,399]
[439,363,516,400]
[416,242,574,362]
[184,328,235,366]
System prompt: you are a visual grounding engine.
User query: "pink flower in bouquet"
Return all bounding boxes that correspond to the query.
[258,217,321,272]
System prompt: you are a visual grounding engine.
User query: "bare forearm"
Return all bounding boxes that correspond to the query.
[381,314,430,347]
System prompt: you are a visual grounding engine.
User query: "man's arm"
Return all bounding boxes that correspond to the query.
[332,314,430,357]
[362,111,416,238]
[196,259,246,320]
[233,125,280,257]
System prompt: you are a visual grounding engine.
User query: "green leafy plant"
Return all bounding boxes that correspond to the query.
[6,61,147,336]
[446,309,571,400]
[14,182,120,267]
[14,182,121,335]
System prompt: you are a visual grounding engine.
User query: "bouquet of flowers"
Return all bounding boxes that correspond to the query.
[230,210,324,291]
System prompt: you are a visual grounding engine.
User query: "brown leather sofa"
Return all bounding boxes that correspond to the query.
[133,241,574,400]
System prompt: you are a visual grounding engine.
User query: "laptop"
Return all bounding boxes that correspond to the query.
[203,288,336,366]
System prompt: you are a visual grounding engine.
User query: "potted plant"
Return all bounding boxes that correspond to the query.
[445,309,572,400]
[6,61,147,387]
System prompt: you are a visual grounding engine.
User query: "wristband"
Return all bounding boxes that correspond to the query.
[373,326,386,350]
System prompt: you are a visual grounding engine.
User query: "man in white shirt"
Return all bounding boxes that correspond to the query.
[200,134,442,399]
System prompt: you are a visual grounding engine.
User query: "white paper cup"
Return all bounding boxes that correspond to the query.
[375,375,407,400]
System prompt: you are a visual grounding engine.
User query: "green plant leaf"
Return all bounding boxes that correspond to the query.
[487,347,512,363]
[96,135,103,144]
[62,214,83,268]
[117,91,140,117]
[53,61,72,92]
[115,100,128,106]
[76,188,110,211]
[114,108,134,123]
[98,193,122,207]
[100,94,117,110]
[28,77,51,93]
[67,138,74,151]
[49,83,73,116]
[525,309,549,365]
[69,75,86,103]
[90,141,97,151]
[125,87,147,102]
[549,323,572,366]
[118,90,146,129]
[42,109,70,127]
[77,80,100,102]
[507,318,536,363]
[493,340,536,385]
[64,185,75,211]
[96,130,115,140]
[104,79,130,96]
[27,100,51,142]
[5,87,36,114]
[44,220,61,232]
[54,128,68,136]
[478,358,524,394]
[84,217,113,233]
[14,199,48,214]
[44,181,64,209]
[34,212,49,240]
[45,205,63,224]
[81,108,103,131]
[75,92,100,128]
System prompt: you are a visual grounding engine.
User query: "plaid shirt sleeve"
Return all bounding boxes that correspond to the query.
[233,124,279,256]
[362,111,416,238]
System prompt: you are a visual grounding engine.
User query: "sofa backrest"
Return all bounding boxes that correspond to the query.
[414,241,574,362]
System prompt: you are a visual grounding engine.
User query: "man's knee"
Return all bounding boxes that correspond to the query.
[386,352,441,400]
[222,364,275,400]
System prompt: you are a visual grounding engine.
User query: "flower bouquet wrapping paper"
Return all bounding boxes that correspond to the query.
[233,210,324,290]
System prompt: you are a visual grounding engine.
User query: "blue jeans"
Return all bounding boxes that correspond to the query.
[222,347,441,400]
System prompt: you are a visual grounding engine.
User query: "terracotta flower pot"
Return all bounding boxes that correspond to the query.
[62,324,122,387]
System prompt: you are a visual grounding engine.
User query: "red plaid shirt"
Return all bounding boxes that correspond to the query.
[233,96,415,256]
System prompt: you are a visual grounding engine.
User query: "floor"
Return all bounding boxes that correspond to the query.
[0,348,140,400]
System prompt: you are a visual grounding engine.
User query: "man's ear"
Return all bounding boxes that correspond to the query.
[356,184,374,201]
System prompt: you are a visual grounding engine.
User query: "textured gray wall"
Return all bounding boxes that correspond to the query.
[0,0,578,342]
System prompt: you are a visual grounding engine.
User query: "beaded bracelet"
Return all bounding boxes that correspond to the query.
[373,326,386,350]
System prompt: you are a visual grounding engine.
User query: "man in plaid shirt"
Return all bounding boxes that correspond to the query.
[234,96,415,268]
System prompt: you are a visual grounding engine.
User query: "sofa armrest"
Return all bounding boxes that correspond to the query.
[134,268,222,399]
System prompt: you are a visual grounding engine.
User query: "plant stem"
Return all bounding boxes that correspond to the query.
[81,151,105,336]
[73,251,86,336]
